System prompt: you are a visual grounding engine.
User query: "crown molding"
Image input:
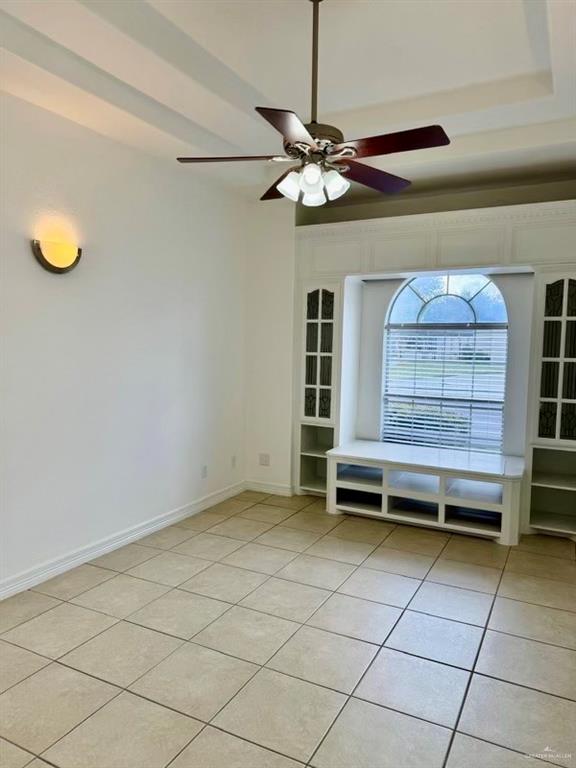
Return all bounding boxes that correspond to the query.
[296,200,576,242]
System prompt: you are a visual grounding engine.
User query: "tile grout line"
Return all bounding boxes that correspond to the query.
[440,544,514,768]
[159,495,342,767]
[5,582,576,706]
[30,509,327,765]
[4,555,575,671]
[306,529,456,767]
[142,518,441,765]
[32,559,275,764]
[3,496,575,767]
[173,534,576,608]
[0,503,283,759]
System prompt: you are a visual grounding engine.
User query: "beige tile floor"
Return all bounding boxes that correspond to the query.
[1,493,576,768]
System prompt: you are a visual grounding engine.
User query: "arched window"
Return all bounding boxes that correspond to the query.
[382,274,508,452]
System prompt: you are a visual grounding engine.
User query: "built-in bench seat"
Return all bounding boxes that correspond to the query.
[327,440,525,545]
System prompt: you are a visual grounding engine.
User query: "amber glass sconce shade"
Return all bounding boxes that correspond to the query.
[31,240,82,273]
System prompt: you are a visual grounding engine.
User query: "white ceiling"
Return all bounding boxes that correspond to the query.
[2,0,575,199]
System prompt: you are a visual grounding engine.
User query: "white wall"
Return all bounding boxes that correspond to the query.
[244,204,296,492]
[356,279,404,440]
[354,272,534,455]
[0,93,282,593]
[338,277,365,444]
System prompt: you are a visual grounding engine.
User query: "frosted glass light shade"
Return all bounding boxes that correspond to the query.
[276,171,301,201]
[301,190,327,207]
[31,239,82,273]
[299,163,324,194]
[302,163,322,184]
[323,170,350,201]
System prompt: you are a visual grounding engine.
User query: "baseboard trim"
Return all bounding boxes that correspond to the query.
[244,481,293,496]
[0,482,244,600]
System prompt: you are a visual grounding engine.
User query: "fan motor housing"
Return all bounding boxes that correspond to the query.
[305,122,344,145]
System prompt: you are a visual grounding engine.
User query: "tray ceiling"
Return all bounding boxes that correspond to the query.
[1,0,575,197]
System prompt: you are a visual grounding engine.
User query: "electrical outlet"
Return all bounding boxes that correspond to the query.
[231,455,237,469]
[258,453,270,467]
[201,464,208,479]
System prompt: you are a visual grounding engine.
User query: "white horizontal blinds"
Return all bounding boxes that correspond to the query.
[382,274,509,454]
[383,326,508,452]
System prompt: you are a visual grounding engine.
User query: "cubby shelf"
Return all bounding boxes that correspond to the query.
[531,472,576,492]
[337,465,383,488]
[529,446,576,537]
[530,510,576,535]
[388,471,439,495]
[301,480,327,494]
[446,478,503,505]
[300,452,328,496]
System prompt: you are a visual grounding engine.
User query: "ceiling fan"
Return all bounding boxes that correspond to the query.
[177,0,450,206]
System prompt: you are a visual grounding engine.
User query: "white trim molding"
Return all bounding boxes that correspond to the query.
[296,201,576,281]
[0,482,245,600]
[244,480,293,497]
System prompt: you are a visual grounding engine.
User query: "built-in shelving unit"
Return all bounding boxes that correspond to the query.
[529,275,576,538]
[296,285,339,495]
[327,441,523,544]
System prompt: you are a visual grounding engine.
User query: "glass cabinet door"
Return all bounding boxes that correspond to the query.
[538,278,576,441]
[304,288,334,420]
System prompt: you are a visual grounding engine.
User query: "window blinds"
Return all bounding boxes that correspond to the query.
[382,326,508,452]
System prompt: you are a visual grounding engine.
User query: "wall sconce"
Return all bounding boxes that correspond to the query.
[31,239,82,273]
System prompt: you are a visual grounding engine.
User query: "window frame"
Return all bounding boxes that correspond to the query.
[381,275,509,454]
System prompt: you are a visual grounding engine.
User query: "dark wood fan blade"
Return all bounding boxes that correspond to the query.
[260,170,292,201]
[255,107,317,148]
[177,155,284,163]
[333,125,449,159]
[343,161,411,194]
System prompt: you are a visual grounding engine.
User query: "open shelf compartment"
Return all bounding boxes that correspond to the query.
[336,487,383,514]
[300,454,327,493]
[531,448,576,491]
[445,504,502,534]
[337,463,383,488]
[388,470,440,496]
[301,424,334,457]
[446,477,504,505]
[530,485,576,534]
[388,496,439,523]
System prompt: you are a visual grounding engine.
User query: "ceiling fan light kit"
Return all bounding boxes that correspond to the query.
[177,0,450,205]
[275,165,351,205]
[276,171,301,202]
